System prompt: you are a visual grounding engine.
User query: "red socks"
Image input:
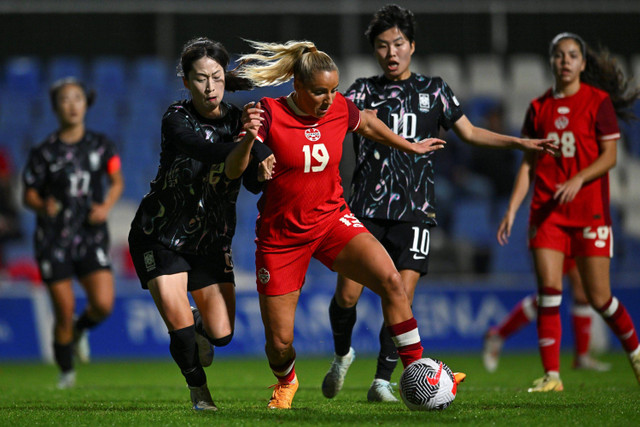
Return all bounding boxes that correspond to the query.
[598,297,639,353]
[387,317,423,368]
[497,294,537,338]
[270,352,297,384]
[571,304,592,357]
[537,287,562,373]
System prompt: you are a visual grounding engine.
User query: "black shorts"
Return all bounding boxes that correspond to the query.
[37,240,111,285]
[360,218,431,276]
[128,233,235,291]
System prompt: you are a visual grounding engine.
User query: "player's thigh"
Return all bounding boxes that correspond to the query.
[530,222,568,291]
[147,272,193,331]
[259,291,300,347]
[566,262,589,305]
[332,232,401,298]
[47,279,75,321]
[191,282,236,338]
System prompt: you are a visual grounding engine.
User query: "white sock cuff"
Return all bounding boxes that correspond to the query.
[539,294,562,308]
[601,297,619,318]
[571,303,593,317]
[391,328,421,348]
[522,295,537,319]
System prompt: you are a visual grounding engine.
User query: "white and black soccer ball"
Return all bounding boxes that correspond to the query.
[399,357,459,411]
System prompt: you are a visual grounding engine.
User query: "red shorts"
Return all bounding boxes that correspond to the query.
[529,221,613,259]
[562,257,576,275]
[255,209,368,296]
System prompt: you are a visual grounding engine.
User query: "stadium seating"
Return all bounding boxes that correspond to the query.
[47,56,87,85]
[450,197,495,247]
[505,54,549,129]
[90,56,128,99]
[423,54,466,98]
[3,56,42,98]
[467,54,505,100]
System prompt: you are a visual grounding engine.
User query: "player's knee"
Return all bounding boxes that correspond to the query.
[269,335,294,356]
[92,303,113,320]
[382,270,404,296]
[335,292,358,308]
[210,332,233,347]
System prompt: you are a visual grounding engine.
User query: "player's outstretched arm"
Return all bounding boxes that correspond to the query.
[453,115,559,156]
[355,109,446,154]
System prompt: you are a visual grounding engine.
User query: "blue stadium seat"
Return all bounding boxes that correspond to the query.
[91,56,128,99]
[85,97,123,142]
[3,56,43,98]
[47,56,87,84]
[620,100,640,157]
[450,197,494,247]
[132,56,172,95]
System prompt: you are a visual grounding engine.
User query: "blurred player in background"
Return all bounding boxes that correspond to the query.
[0,145,21,271]
[23,78,124,389]
[322,4,558,403]
[128,37,273,411]
[233,38,454,410]
[496,32,640,392]
[483,257,611,373]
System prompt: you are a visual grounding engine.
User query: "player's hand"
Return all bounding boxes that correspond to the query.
[496,211,515,246]
[554,176,583,204]
[412,138,446,154]
[518,137,560,157]
[242,101,263,140]
[44,197,61,217]
[257,154,276,182]
[88,203,109,225]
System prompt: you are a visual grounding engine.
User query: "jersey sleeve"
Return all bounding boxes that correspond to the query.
[595,96,620,141]
[437,79,464,130]
[162,110,236,163]
[345,97,361,131]
[22,147,47,191]
[100,136,121,174]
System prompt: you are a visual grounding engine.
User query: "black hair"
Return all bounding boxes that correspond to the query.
[49,77,95,111]
[365,4,416,46]
[550,32,640,122]
[177,37,253,92]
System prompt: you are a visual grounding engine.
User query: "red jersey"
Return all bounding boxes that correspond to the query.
[254,93,361,246]
[522,83,619,227]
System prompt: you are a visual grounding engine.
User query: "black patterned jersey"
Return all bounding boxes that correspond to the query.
[345,73,463,225]
[23,131,118,256]
[130,100,263,255]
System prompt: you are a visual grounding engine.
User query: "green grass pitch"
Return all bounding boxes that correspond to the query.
[1,352,638,426]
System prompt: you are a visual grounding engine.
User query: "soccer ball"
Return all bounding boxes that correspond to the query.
[399,358,459,411]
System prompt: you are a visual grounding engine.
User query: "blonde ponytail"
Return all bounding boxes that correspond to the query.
[237,39,337,87]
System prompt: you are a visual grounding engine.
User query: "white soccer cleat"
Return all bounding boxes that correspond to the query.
[573,354,611,372]
[191,307,214,367]
[189,383,218,411]
[630,349,640,384]
[74,329,91,364]
[322,347,355,398]
[57,370,76,389]
[482,329,503,373]
[367,378,399,402]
